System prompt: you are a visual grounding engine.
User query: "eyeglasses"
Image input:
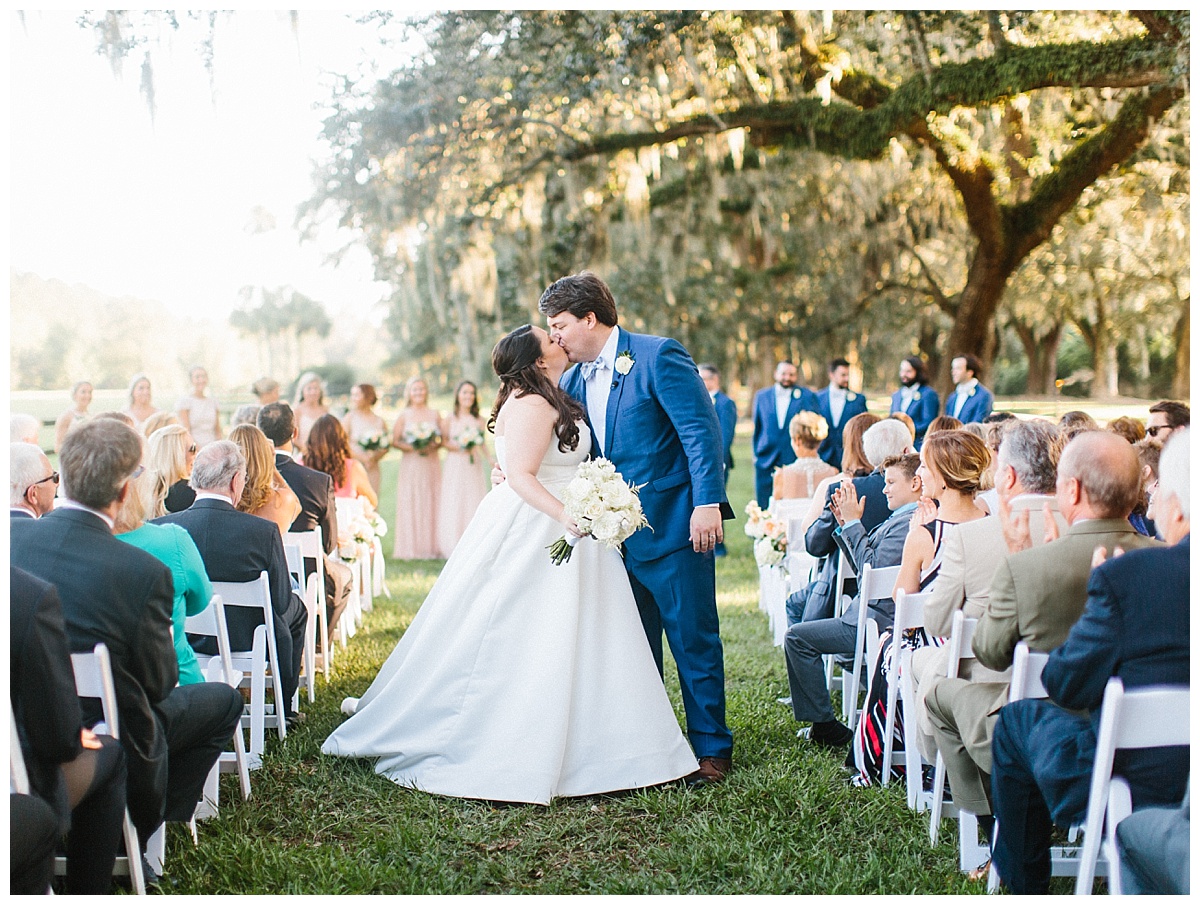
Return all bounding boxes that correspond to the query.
[130,465,145,480]
[1146,425,1170,438]
[187,445,198,454]
[34,471,59,486]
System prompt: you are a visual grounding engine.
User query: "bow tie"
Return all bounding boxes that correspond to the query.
[580,357,607,381]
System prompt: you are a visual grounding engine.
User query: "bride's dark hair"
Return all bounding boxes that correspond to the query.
[488,324,584,452]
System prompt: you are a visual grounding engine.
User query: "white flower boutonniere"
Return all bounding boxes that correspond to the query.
[912,390,921,400]
[791,388,801,400]
[614,351,635,376]
[847,391,858,402]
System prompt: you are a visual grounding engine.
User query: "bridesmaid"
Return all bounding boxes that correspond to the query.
[342,383,389,495]
[54,380,93,453]
[391,376,443,559]
[437,380,489,557]
[292,371,330,456]
[123,373,158,432]
[176,365,222,446]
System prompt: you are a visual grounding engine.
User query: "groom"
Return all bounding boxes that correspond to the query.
[539,272,735,786]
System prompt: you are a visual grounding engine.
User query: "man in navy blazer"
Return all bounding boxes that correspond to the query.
[814,358,869,469]
[700,364,737,556]
[752,361,818,507]
[989,429,1191,894]
[541,272,734,786]
[888,356,940,448]
[945,354,994,424]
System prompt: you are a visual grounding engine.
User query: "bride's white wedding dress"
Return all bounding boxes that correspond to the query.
[321,420,698,804]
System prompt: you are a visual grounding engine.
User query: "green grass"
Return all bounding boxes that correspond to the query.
[154,437,1002,894]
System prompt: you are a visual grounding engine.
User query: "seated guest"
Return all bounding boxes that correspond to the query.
[1146,399,1189,443]
[114,469,213,687]
[11,565,127,893]
[1057,409,1099,441]
[258,402,352,638]
[783,449,924,749]
[773,411,837,504]
[230,404,262,428]
[10,442,58,519]
[1116,781,1190,894]
[797,411,882,538]
[1106,414,1146,444]
[10,792,60,894]
[990,429,1189,894]
[11,419,243,855]
[230,424,302,536]
[1129,437,1161,537]
[10,412,41,444]
[141,410,179,438]
[925,414,963,437]
[154,441,307,724]
[146,424,198,515]
[924,431,1158,832]
[304,413,379,509]
[887,411,916,444]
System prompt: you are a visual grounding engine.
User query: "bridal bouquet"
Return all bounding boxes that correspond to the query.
[454,424,486,463]
[548,458,649,565]
[403,423,439,451]
[357,433,389,453]
[744,501,788,569]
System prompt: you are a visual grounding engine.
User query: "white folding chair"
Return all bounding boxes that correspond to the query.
[284,543,321,704]
[881,589,934,807]
[335,496,374,614]
[210,572,288,765]
[825,550,856,698]
[186,594,255,790]
[845,562,902,732]
[286,529,335,662]
[1007,493,1060,512]
[1074,679,1189,895]
[63,644,146,895]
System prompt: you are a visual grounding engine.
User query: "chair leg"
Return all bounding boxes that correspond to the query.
[929,753,947,845]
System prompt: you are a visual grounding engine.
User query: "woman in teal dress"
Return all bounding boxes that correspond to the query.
[114,469,213,685]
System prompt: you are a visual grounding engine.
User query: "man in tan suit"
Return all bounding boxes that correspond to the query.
[910,419,1064,760]
[924,431,1159,820]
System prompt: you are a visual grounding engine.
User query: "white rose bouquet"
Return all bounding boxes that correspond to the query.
[403,423,438,451]
[357,433,389,453]
[744,500,788,569]
[548,458,650,565]
[454,424,486,464]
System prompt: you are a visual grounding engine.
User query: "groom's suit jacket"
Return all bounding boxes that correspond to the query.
[562,329,731,563]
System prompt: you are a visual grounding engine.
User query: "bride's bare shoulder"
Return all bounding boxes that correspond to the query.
[494,392,554,435]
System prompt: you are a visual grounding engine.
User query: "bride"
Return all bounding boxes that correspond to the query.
[322,324,698,804]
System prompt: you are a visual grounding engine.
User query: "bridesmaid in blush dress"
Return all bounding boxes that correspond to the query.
[437,380,490,557]
[391,376,443,559]
[342,383,389,496]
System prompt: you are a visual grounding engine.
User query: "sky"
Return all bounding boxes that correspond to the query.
[9,10,414,324]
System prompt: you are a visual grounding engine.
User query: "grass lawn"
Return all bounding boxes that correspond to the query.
[152,434,1065,894]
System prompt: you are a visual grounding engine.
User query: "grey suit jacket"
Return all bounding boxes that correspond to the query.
[834,506,911,628]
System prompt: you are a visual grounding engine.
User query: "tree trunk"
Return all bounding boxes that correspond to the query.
[939,248,1008,396]
[1013,321,1062,396]
[1171,308,1190,400]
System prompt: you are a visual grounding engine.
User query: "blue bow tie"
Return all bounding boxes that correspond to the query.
[580,357,606,381]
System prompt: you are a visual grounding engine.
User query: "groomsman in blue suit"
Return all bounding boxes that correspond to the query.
[541,273,735,787]
[751,362,818,508]
[889,355,940,448]
[814,358,869,470]
[700,364,738,557]
[945,353,994,424]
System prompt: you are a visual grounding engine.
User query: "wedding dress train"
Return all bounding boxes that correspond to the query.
[322,421,698,804]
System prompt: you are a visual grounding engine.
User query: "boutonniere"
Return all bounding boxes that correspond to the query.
[614,351,635,376]
[847,391,858,402]
[911,389,920,400]
[791,388,801,400]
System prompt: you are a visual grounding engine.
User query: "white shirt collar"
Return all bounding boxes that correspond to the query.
[595,326,621,369]
[195,491,236,505]
[10,504,38,518]
[956,377,979,394]
[56,499,115,530]
[829,384,847,397]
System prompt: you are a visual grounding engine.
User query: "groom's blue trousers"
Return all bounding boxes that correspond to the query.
[626,546,733,760]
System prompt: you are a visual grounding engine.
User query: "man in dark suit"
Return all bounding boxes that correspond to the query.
[155,440,307,723]
[752,361,818,508]
[945,353,994,424]
[783,450,923,748]
[10,565,127,893]
[888,356,940,448]
[989,429,1190,894]
[10,441,58,519]
[257,402,351,636]
[10,419,243,853]
[700,364,737,557]
[815,358,869,469]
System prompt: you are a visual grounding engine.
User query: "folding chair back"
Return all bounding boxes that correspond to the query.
[882,589,932,799]
[1008,642,1049,702]
[1007,493,1060,512]
[286,529,335,660]
[1075,679,1190,894]
[845,563,901,731]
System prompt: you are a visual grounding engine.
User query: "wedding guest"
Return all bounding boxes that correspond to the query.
[10,412,41,445]
[391,376,443,559]
[142,410,180,438]
[815,358,869,469]
[926,414,963,436]
[797,411,881,538]
[10,443,58,519]
[1107,415,1146,444]
[292,371,329,455]
[231,404,262,427]
[945,354,994,424]
[1057,409,1098,441]
[305,414,379,509]
[123,373,158,432]
[342,383,389,495]
[888,411,916,442]
[229,423,302,536]
[437,380,489,557]
[54,380,93,453]
[252,377,281,406]
[1146,399,1189,442]
[889,355,940,448]
[773,411,837,503]
[147,424,198,516]
[700,364,738,556]
[94,411,135,428]
[1130,437,1161,537]
[752,361,818,508]
[115,470,213,687]
[176,365,222,446]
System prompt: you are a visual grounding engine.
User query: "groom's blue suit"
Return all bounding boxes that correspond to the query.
[562,328,734,759]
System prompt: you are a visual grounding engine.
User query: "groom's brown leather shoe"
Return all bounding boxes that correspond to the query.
[685,756,732,788]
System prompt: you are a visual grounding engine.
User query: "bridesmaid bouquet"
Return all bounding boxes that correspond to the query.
[548,458,649,565]
[744,501,788,569]
[454,424,486,464]
[357,433,389,452]
[403,424,439,451]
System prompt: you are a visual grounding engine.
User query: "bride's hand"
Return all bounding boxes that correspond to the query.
[560,514,585,538]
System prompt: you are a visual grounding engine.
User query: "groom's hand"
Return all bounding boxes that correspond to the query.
[491,464,506,486]
[691,507,723,554]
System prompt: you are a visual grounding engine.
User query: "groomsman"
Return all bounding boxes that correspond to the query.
[814,358,868,469]
[752,362,818,508]
[889,356,940,448]
[700,364,737,557]
[945,354,994,424]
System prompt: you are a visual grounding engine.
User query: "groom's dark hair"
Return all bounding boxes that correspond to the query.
[537,272,619,327]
